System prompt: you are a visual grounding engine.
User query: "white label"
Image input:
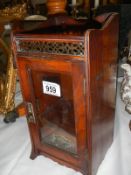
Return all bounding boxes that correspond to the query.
[42,81,61,97]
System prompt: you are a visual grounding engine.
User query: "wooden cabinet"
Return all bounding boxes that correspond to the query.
[12,12,119,175]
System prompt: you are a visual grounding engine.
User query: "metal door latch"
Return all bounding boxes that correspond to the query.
[27,102,36,123]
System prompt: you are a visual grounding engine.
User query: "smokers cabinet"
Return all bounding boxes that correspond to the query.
[12,12,119,175]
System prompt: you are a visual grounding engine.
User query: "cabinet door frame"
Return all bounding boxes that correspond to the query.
[17,57,88,170]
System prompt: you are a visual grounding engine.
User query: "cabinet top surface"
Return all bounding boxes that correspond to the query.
[13,13,105,38]
[13,12,117,40]
[12,13,118,59]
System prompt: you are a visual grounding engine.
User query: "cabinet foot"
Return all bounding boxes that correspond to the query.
[30,148,39,160]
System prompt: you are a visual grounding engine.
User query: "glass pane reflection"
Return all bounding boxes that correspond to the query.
[33,71,77,155]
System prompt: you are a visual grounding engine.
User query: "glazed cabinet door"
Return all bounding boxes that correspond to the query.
[17,57,87,171]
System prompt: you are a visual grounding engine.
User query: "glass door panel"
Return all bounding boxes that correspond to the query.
[31,70,77,155]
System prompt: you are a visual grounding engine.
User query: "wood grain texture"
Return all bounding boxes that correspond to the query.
[85,13,119,175]
[12,12,119,175]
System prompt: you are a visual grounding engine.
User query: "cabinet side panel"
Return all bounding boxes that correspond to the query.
[86,14,119,175]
